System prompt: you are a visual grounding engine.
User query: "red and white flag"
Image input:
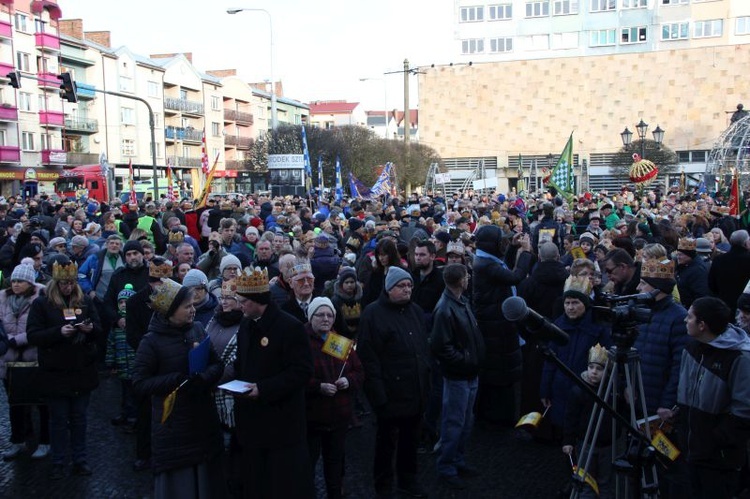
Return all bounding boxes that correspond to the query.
[128,159,137,205]
[201,130,209,175]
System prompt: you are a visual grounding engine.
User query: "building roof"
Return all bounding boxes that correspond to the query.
[309,100,360,115]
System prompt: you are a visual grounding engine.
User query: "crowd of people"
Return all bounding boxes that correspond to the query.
[0,185,748,498]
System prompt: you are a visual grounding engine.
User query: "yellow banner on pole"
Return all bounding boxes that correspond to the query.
[321,332,354,361]
[196,152,220,209]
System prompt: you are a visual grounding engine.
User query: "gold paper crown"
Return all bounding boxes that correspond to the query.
[640,258,675,279]
[221,278,238,298]
[564,275,593,297]
[677,238,697,251]
[588,343,608,366]
[287,262,313,280]
[168,230,185,245]
[149,260,174,279]
[446,240,465,255]
[387,220,400,230]
[340,303,361,321]
[236,267,270,295]
[149,278,183,316]
[52,261,78,281]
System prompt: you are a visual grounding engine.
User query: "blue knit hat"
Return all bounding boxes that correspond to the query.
[385,266,412,292]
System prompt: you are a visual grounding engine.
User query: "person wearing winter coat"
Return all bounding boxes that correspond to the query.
[0,263,49,460]
[678,297,750,499]
[674,238,711,310]
[310,235,341,295]
[132,279,226,499]
[26,258,102,480]
[182,269,218,328]
[330,266,364,339]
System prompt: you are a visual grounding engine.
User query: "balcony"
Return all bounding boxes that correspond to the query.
[41,149,67,165]
[76,82,96,100]
[39,110,64,127]
[0,146,20,163]
[37,72,59,90]
[164,97,204,116]
[224,109,254,125]
[0,104,18,121]
[165,126,203,143]
[65,117,98,134]
[174,156,202,168]
[226,159,251,170]
[35,32,61,52]
[66,152,100,165]
[0,62,12,79]
[0,21,11,40]
[224,135,255,149]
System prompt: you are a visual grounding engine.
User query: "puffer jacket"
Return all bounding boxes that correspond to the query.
[132,315,223,474]
[634,296,689,414]
[675,257,710,310]
[0,283,45,378]
[358,292,430,419]
[429,288,486,380]
[310,246,341,294]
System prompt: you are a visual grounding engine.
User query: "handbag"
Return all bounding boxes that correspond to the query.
[6,361,43,405]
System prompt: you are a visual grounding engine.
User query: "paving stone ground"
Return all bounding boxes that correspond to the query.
[0,376,572,498]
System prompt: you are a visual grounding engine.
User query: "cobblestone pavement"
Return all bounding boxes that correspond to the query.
[0,376,570,498]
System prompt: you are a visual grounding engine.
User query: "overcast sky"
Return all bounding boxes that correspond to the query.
[60,0,456,110]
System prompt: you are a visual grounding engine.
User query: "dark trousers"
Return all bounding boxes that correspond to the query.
[135,393,151,460]
[688,464,738,499]
[117,379,137,420]
[3,379,49,444]
[307,424,347,499]
[373,414,421,494]
[241,442,314,499]
[47,392,90,466]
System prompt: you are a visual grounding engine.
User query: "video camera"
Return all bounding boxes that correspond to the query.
[594,291,656,349]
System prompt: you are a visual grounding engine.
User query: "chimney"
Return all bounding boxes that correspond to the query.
[206,69,237,78]
[85,31,111,48]
[59,19,83,40]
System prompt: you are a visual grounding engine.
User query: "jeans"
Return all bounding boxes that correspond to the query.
[47,392,91,465]
[436,376,478,477]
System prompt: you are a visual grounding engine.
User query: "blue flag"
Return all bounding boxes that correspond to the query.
[301,126,312,192]
[335,156,343,202]
[349,172,372,199]
[371,162,393,197]
[317,155,324,193]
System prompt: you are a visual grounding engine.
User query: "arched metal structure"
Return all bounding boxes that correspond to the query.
[705,114,750,192]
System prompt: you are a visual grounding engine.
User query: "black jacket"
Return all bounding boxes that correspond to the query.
[103,263,149,324]
[27,294,102,396]
[429,289,485,380]
[233,302,313,449]
[518,260,569,320]
[675,257,710,310]
[132,315,223,474]
[125,285,153,351]
[358,292,430,418]
[411,266,445,325]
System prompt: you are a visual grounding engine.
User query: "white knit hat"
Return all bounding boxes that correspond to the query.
[307,296,336,321]
[11,263,36,284]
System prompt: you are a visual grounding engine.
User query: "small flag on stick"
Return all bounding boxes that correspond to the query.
[161,378,189,424]
[321,332,354,361]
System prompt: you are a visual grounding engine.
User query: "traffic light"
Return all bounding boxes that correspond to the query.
[7,71,21,89]
[57,72,78,103]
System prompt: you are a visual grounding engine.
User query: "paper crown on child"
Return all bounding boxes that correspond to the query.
[588,343,608,366]
[236,267,270,295]
[52,260,78,281]
[563,275,593,303]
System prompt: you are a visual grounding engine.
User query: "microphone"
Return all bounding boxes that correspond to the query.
[502,296,570,345]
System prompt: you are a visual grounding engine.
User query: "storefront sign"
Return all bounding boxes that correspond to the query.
[267,154,304,170]
[0,169,61,181]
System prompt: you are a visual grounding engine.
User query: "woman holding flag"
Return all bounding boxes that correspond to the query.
[304,297,363,499]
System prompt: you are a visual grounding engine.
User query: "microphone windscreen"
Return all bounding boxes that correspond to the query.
[502,296,528,322]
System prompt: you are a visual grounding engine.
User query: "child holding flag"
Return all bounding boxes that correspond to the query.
[304,297,364,499]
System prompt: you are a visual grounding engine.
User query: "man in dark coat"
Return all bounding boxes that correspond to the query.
[674,238,710,310]
[472,226,533,425]
[233,267,315,499]
[601,248,641,296]
[359,266,430,498]
[708,229,750,317]
[102,240,149,326]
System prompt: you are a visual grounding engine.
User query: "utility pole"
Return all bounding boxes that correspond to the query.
[403,58,410,146]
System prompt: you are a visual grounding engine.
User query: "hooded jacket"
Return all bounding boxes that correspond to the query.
[677,325,750,470]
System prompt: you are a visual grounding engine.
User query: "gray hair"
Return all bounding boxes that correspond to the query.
[730,230,749,248]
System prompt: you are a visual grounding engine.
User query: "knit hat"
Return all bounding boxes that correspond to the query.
[49,237,67,248]
[307,296,336,321]
[385,266,412,292]
[183,269,208,289]
[245,226,259,238]
[30,230,48,245]
[337,266,357,285]
[118,283,136,302]
[563,275,593,308]
[314,235,330,249]
[348,217,363,232]
[123,240,144,255]
[10,263,36,284]
[579,232,596,247]
[695,238,712,254]
[220,254,242,274]
[71,235,89,248]
[434,231,451,245]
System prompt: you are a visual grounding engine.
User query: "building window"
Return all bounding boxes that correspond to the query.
[147,81,160,98]
[0,130,6,146]
[590,0,616,12]
[590,28,616,46]
[37,95,47,111]
[552,32,579,49]
[738,17,750,35]
[459,6,484,22]
[121,139,135,156]
[490,37,513,53]
[182,146,190,157]
[14,13,28,32]
[119,76,133,93]
[488,3,512,20]
[18,92,32,111]
[621,26,647,44]
[661,22,689,40]
[211,95,221,111]
[36,56,52,74]
[121,107,135,125]
[152,113,161,127]
[16,52,30,72]
[21,132,34,151]
[694,19,723,38]
[524,34,550,50]
[211,122,221,136]
[678,150,708,163]
[180,89,188,100]
[661,0,688,4]
[525,1,550,18]
[41,134,50,151]
[621,0,647,7]
[553,0,578,15]
[461,38,485,54]
[34,19,46,33]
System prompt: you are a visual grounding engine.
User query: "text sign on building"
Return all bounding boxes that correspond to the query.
[435,172,452,184]
[267,154,304,170]
[49,151,67,164]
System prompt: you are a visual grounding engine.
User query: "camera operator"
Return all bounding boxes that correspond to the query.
[601,248,641,296]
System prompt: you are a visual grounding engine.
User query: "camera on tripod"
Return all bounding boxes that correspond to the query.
[594,292,655,350]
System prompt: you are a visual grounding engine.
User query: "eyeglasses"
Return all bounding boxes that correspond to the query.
[394,282,413,290]
[312,312,334,320]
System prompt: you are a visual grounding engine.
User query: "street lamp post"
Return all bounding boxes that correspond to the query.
[227,7,277,130]
[620,119,665,158]
[359,77,388,139]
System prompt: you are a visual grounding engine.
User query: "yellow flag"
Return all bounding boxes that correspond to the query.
[515,411,542,429]
[573,466,600,495]
[321,332,354,361]
[652,429,681,461]
[161,388,178,424]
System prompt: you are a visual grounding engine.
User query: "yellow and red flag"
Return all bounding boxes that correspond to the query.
[321,332,354,361]
[196,152,220,209]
